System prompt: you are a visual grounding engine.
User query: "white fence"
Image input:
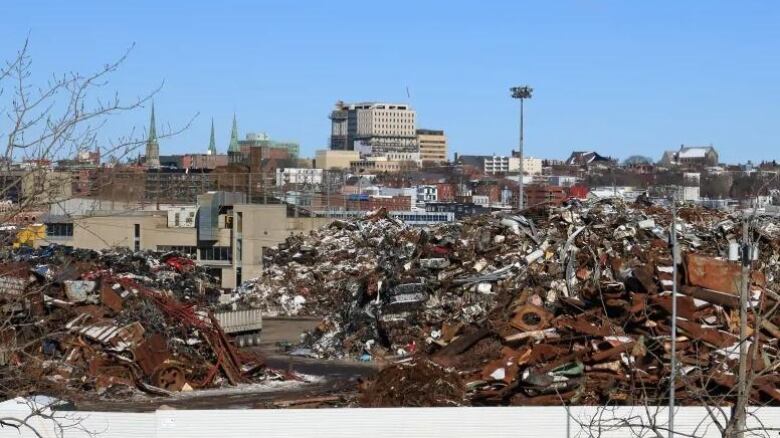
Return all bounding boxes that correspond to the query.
[3,400,780,438]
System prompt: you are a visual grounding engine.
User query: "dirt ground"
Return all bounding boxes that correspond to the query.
[258,316,322,348]
[255,317,378,379]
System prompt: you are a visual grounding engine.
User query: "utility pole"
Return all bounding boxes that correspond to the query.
[733,215,751,438]
[325,170,330,217]
[669,197,679,438]
[510,86,533,210]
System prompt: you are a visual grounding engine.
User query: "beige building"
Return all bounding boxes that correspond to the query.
[315,150,360,170]
[330,101,417,154]
[350,156,418,173]
[233,205,332,282]
[522,157,543,175]
[41,197,334,289]
[416,129,448,163]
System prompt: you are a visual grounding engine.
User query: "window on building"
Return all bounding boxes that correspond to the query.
[157,245,197,256]
[133,223,140,251]
[199,246,232,261]
[46,223,73,237]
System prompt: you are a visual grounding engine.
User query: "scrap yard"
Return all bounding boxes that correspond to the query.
[3,198,780,410]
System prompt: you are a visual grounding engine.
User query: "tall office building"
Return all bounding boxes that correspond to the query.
[329,101,417,155]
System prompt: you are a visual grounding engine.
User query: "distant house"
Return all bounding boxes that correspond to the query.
[659,145,719,167]
[565,151,615,167]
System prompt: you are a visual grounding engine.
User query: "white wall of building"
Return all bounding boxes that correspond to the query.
[416,185,438,203]
[275,168,324,186]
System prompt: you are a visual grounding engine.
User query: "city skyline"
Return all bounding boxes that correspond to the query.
[3,1,780,163]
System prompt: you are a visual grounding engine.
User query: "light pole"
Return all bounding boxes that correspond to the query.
[669,195,679,438]
[511,86,533,210]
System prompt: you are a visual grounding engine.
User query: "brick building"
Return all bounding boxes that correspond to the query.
[525,185,567,207]
[345,194,412,211]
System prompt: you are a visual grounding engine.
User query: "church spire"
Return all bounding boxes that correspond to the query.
[228,113,240,153]
[145,103,160,169]
[148,103,158,142]
[208,118,217,155]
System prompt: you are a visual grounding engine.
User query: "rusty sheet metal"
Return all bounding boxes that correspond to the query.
[132,334,172,376]
[679,285,739,308]
[440,322,464,343]
[481,355,519,383]
[88,357,136,390]
[633,264,658,293]
[685,254,765,294]
[510,305,553,332]
[554,316,618,337]
[675,319,737,348]
[434,328,492,358]
[100,283,124,313]
[66,314,145,350]
[651,294,699,320]
[151,363,187,392]
[588,342,635,363]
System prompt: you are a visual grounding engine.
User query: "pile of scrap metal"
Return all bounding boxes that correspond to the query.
[247,202,780,406]
[233,209,410,318]
[0,247,267,400]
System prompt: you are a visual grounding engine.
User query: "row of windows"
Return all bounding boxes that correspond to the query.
[157,245,197,256]
[46,223,73,237]
[199,246,232,261]
[394,214,451,222]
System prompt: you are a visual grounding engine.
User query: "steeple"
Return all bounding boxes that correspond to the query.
[207,118,217,155]
[228,114,241,164]
[149,103,158,142]
[228,114,240,153]
[145,103,160,169]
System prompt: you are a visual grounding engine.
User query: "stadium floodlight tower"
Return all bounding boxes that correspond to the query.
[510,86,533,210]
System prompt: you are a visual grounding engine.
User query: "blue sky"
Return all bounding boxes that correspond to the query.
[2,1,779,163]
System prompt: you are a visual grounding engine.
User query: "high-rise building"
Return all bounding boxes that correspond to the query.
[329,101,417,155]
[416,129,448,163]
[145,104,160,169]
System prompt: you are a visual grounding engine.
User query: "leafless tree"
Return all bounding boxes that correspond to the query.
[0,36,194,243]
[0,36,191,436]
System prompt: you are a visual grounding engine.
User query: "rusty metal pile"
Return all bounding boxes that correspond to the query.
[0,247,269,400]
[248,202,780,406]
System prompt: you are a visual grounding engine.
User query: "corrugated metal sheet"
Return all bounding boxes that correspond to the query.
[3,404,780,437]
[214,308,263,333]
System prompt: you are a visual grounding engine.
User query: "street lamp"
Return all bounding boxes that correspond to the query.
[510,86,533,210]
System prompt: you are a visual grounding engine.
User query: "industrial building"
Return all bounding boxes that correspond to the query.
[39,192,332,289]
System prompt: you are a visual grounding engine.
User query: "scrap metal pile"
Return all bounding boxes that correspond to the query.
[0,247,268,400]
[246,203,780,406]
